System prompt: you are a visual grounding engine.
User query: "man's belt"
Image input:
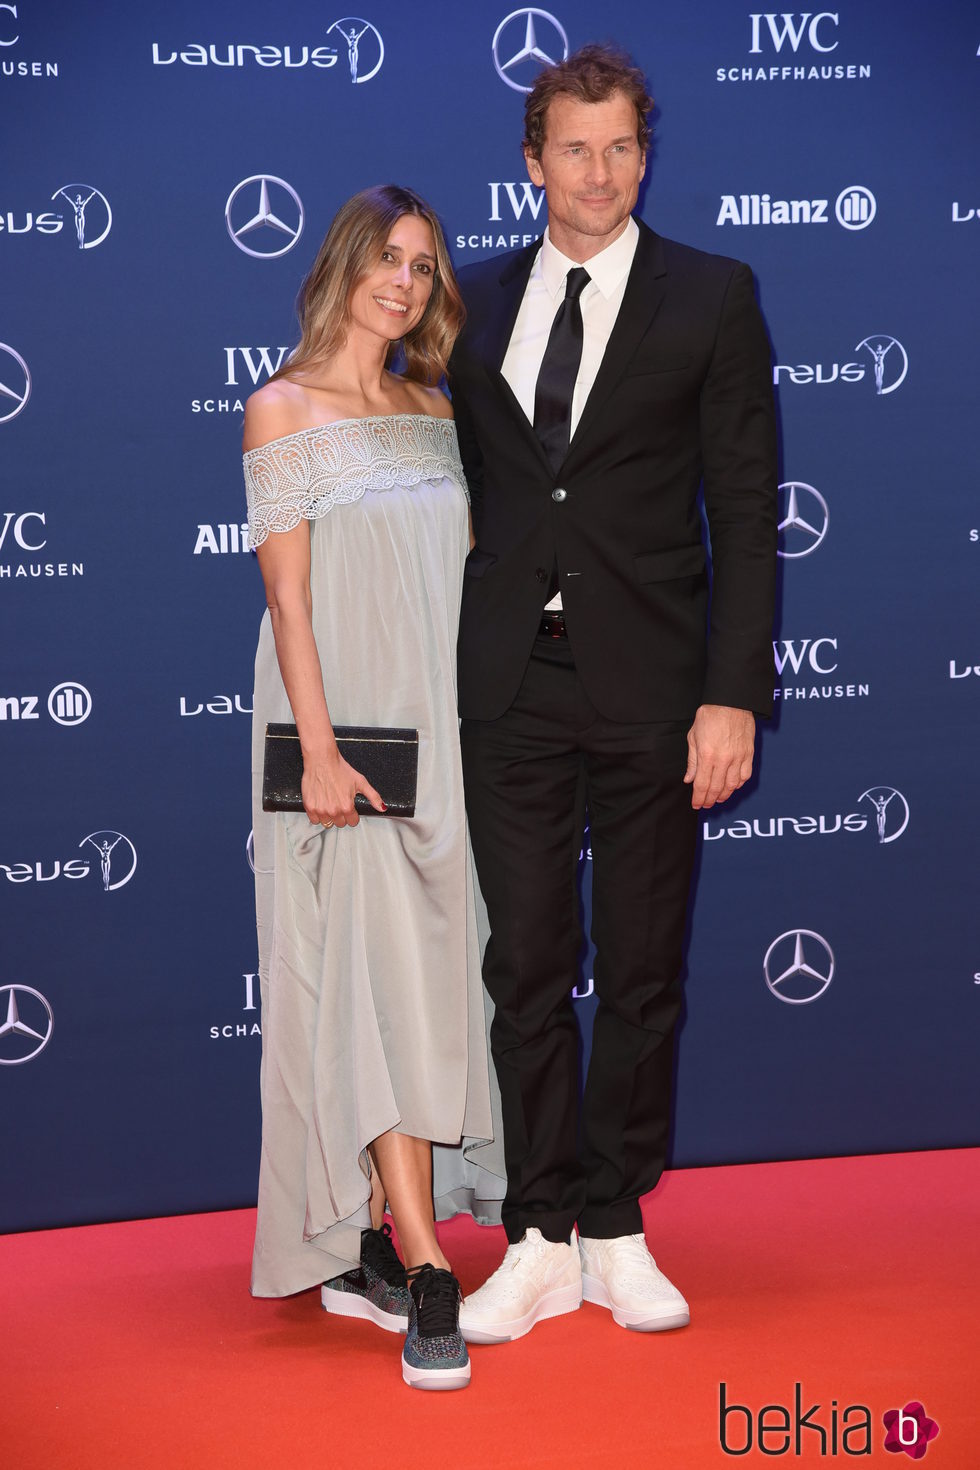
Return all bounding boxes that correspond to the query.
[538,611,568,639]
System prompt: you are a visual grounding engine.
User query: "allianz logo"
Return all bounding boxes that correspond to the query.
[704,787,909,845]
[179,694,252,716]
[717,185,875,229]
[193,523,250,554]
[0,681,91,725]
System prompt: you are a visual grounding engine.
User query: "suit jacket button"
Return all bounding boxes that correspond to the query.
[535,567,548,583]
[552,487,567,502]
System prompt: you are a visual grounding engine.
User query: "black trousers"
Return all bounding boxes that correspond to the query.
[461,637,699,1244]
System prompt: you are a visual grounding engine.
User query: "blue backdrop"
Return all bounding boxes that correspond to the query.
[3,0,978,1233]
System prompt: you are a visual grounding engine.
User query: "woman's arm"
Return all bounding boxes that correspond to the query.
[246,390,383,828]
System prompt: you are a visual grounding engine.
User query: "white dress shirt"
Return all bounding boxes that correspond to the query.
[500,217,639,608]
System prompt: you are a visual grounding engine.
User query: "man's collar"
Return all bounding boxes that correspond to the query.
[539,216,640,300]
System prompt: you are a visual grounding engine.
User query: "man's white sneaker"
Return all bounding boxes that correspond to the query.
[458,1228,583,1344]
[579,1233,690,1332]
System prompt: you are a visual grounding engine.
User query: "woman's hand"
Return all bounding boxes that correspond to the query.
[302,751,386,829]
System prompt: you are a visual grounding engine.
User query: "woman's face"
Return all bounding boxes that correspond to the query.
[348,213,437,344]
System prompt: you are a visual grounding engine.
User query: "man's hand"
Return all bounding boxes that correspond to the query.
[683,704,755,810]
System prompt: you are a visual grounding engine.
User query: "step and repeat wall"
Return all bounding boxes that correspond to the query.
[3,1,978,1232]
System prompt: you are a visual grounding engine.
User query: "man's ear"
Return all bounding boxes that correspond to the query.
[524,148,545,188]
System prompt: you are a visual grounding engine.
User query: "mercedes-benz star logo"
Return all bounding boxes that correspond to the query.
[78,830,138,891]
[855,335,908,396]
[51,184,112,250]
[225,176,304,259]
[0,985,54,1065]
[859,786,910,844]
[326,17,384,83]
[777,481,829,559]
[763,930,835,1005]
[492,8,569,92]
[0,343,31,424]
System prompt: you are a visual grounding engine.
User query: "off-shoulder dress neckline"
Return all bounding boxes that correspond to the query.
[242,412,456,463]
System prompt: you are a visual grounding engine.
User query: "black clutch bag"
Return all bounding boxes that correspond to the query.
[262,723,418,818]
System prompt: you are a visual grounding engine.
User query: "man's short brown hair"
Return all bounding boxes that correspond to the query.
[523,43,654,160]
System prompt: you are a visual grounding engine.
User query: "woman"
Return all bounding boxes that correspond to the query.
[243,185,493,1392]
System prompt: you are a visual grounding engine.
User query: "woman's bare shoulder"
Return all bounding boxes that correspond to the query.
[402,379,453,421]
[242,380,309,453]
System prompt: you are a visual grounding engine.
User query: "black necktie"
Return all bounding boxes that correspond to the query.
[533,266,591,475]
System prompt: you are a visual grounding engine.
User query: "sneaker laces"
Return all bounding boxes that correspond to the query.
[604,1233,657,1270]
[406,1265,462,1338]
[500,1228,552,1271]
[361,1222,407,1288]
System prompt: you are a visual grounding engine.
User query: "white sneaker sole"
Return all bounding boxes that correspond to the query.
[459,1280,583,1344]
[401,1358,471,1391]
[321,1283,408,1335]
[582,1273,690,1332]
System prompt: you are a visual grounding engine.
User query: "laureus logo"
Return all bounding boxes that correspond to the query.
[78,830,138,891]
[857,787,909,844]
[854,335,908,395]
[50,184,112,249]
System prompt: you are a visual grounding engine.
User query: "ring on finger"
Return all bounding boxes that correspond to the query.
[322,819,334,828]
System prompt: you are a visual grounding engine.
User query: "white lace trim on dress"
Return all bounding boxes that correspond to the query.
[243,413,467,548]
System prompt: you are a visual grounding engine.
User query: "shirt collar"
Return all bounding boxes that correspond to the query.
[539,216,639,301]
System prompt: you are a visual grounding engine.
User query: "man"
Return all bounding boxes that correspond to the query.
[449,44,777,1341]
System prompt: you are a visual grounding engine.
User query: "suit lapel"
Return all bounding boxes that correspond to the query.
[561,223,668,472]
[479,242,539,373]
[471,241,554,471]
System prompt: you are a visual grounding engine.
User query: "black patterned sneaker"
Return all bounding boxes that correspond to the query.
[401,1264,470,1391]
[321,1223,411,1334]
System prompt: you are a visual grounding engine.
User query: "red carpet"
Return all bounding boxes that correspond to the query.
[2,1150,976,1468]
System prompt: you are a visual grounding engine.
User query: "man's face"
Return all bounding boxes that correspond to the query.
[524,90,646,255]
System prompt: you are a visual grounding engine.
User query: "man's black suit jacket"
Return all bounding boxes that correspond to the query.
[448,219,778,725]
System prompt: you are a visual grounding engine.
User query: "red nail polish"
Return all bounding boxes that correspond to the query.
[381,801,388,811]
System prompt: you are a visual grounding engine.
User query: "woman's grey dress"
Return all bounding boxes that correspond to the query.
[244,414,503,1298]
